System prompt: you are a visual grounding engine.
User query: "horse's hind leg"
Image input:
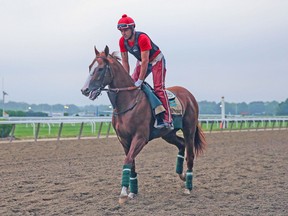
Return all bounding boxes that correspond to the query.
[162,132,186,179]
[182,127,196,194]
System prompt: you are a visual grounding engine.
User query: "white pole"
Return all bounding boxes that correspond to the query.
[2,78,4,117]
[221,96,225,128]
[2,91,4,117]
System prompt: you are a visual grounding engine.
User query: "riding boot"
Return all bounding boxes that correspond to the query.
[155,112,174,130]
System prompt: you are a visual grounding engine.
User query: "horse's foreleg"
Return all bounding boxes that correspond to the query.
[119,163,138,202]
[119,164,131,204]
[119,137,147,203]
[128,171,138,198]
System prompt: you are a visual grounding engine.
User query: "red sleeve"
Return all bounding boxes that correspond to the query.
[119,37,127,52]
[138,34,152,51]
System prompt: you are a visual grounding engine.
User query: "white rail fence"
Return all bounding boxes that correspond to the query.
[0,117,287,142]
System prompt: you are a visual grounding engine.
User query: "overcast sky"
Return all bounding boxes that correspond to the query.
[0,0,287,106]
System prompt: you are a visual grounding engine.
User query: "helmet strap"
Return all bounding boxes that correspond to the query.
[127,28,135,40]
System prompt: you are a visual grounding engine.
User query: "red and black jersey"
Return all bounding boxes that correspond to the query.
[119,31,161,61]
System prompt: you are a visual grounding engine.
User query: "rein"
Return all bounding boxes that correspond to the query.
[103,86,138,93]
[112,89,142,116]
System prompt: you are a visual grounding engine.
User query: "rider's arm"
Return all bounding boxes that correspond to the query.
[121,51,130,74]
[139,50,149,81]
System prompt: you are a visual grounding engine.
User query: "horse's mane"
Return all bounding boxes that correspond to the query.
[108,51,134,82]
[108,51,128,73]
[110,51,121,62]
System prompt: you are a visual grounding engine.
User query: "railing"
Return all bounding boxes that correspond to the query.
[200,117,288,132]
[0,117,287,142]
[0,117,113,142]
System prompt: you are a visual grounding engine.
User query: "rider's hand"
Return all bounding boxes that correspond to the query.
[134,79,143,87]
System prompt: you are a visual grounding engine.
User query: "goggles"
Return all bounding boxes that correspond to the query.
[117,23,134,30]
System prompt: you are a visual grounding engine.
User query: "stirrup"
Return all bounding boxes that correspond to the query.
[165,122,174,130]
[155,122,166,129]
[155,122,174,130]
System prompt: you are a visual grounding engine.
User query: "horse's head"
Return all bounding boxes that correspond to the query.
[81,46,113,100]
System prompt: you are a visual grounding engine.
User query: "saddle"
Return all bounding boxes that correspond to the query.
[141,83,183,129]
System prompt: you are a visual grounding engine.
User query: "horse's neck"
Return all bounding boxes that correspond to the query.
[109,61,140,109]
[109,61,134,89]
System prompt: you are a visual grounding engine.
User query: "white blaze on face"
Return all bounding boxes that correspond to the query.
[89,60,99,76]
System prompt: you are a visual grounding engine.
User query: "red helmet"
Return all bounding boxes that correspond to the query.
[117,14,135,30]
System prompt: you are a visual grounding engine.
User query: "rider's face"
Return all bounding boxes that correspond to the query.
[120,28,133,40]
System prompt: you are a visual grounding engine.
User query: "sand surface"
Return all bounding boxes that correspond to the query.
[0,130,287,215]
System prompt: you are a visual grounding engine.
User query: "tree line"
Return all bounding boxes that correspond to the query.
[198,99,288,116]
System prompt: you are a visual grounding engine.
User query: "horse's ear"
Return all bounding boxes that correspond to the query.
[94,46,100,55]
[104,45,109,57]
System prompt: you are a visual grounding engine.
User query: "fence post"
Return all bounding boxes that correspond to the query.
[35,123,40,142]
[57,122,63,141]
[78,122,84,140]
[229,120,234,132]
[256,121,261,131]
[9,124,16,143]
[106,122,111,138]
[209,121,214,133]
[97,122,103,138]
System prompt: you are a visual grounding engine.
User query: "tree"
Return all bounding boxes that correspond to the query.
[277,99,288,115]
[198,101,220,114]
[249,101,265,115]
[265,101,279,115]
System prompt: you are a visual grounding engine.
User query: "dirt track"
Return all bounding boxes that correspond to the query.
[0,130,287,216]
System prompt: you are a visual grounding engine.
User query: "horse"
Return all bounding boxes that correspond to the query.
[81,46,207,204]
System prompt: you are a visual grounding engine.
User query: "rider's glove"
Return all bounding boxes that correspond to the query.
[134,79,143,87]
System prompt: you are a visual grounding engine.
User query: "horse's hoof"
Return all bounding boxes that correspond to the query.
[179,173,186,182]
[184,188,191,195]
[128,192,137,199]
[119,196,128,204]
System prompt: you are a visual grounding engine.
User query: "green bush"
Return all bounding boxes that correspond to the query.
[0,124,13,138]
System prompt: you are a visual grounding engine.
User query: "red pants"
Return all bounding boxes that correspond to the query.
[132,57,172,123]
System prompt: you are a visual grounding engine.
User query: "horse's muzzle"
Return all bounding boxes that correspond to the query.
[81,88,90,97]
[88,89,102,100]
[81,88,101,100]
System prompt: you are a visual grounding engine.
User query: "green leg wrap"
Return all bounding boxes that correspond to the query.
[176,152,185,174]
[130,172,138,194]
[121,164,132,188]
[185,170,193,190]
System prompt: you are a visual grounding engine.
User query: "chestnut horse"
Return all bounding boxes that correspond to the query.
[81,46,206,204]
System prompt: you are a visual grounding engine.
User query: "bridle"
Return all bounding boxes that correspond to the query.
[92,55,138,96]
[91,55,142,115]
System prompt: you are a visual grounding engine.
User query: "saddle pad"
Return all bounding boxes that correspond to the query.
[166,90,175,100]
[169,96,182,115]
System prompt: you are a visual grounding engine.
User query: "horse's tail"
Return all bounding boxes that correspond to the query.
[194,124,207,157]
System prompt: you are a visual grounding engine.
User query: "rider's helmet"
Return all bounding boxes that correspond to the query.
[117,14,136,30]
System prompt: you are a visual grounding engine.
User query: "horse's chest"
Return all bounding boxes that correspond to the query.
[113,118,132,136]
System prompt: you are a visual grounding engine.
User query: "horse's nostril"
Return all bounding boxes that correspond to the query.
[81,88,89,96]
